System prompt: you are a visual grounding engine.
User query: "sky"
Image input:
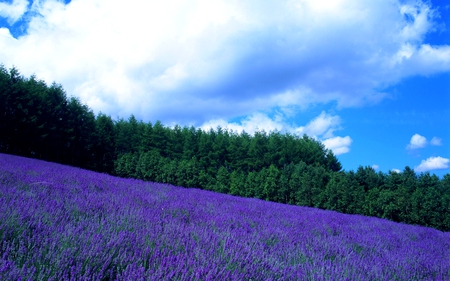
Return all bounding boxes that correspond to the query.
[0,0,449,177]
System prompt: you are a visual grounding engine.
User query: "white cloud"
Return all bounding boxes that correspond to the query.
[399,3,435,43]
[414,156,450,172]
[406,133,427,149]
[295,111,341,139]
[0,0,448,125]
[391,169,401,173]
[201,112,286,134]
[202,111,352,155]
[321,136,352,156]
[406,134,443,150]
[295,111,352,155]
[430,137,442,146]
[0,0,28,24]
[372,164,379,170]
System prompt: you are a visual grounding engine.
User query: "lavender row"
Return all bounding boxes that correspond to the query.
[1,153,449,280]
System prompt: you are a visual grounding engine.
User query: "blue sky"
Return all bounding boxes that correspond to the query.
[0,0,449,176]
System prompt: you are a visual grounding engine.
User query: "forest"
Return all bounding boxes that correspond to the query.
[1,65,449,231]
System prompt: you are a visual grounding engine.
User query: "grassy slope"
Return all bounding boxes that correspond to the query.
[1,153,449,281]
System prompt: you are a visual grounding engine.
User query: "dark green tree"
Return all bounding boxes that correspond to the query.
[94,113,116,173]
[230,169,246,196]
[168,125,184,160]
[227,131,250,172]
[215,166,230,193]
[181,126,198,161]
[150,121,168,157]
[263,164,280,201]
[248,130,268,171]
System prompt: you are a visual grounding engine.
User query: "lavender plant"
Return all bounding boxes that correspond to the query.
[1,153,449,280]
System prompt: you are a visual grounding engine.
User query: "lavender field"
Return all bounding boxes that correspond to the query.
[1,153,449,280]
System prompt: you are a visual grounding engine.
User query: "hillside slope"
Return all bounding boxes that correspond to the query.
[1,153,449,280]
[1,66,449,232]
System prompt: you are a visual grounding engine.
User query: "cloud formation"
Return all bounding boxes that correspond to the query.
[200,112,286,134]
[201,111,352,155]
[406,134,443,150]
[0,0,449,126]
[406,134,427,149]
[414,156,450,172]
[0,0,28,24]
[295,112,341,139]
[430,137,443,146]
[321,136,352,156]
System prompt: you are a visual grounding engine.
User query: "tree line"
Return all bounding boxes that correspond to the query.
[1,65,449,231]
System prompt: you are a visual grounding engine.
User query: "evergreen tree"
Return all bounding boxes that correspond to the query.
[212,126,229,169]
[263,164,280,201]
[227,131,250,172]
[95,113,116,173]
[168,125,184,160]
[318,172,348,212]
[151,121,168,157]
[291,162,311,207]
[344,171,365,214]
[364,187,383,218]
[139,122,153,152]
[266,131,283,167]
[355,166,384,192]
[3,65,450,231]
[230,169,245,196]
[66,97,96,168]
[248,130,268,171]
[215,166,230,193]
[277,166,292,204]
[176,157,200,188]
[417,172,441,227]
[197,129,214,174]
[181,126,197,161]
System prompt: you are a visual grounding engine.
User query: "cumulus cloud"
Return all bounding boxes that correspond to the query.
[0,0,449,125]
[296,112,352,155]
[321,136,353,156]
[201,111,352,155]
[430,137,442,146]
[0,0,28,24]
[406,134,427,149]
[391,169,402,173]
[406,134,443,150]
[372,164,379,170]
[200,112,286,134]
[295,112,341,139]
[414,156,450,172]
